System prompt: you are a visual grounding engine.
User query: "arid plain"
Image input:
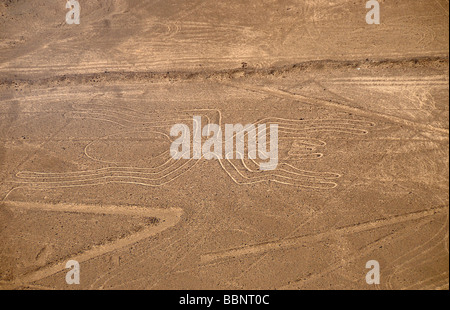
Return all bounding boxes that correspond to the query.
[0,0,449,290]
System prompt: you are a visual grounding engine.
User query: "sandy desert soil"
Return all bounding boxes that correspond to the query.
[0,0,449,290]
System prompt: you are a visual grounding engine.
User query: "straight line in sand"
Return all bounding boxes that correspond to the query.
[225,83,449,136]
[201,205,448,264]
[0,201,183,289]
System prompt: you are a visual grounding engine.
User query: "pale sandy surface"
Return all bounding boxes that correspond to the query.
[0,0,449,290]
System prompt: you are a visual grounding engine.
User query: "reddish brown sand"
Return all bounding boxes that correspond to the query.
[0,0,448,290]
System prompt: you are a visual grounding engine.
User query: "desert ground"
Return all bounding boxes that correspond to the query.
[0,0,449,290]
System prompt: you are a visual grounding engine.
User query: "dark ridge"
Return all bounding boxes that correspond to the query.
[0,55,448,88]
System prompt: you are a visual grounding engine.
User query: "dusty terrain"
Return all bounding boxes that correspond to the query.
[0,0,449,290]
